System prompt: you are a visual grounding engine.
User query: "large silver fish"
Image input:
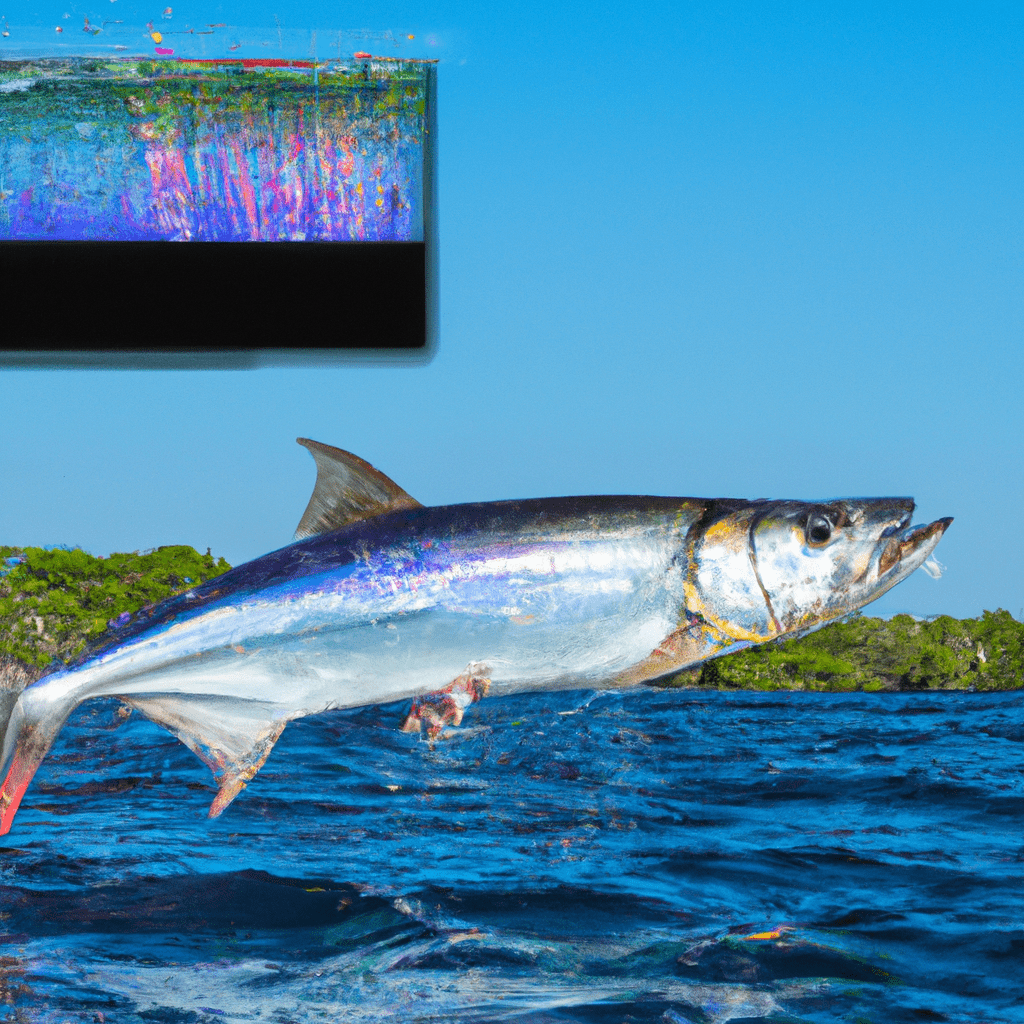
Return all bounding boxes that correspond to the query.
[0,439,952,834]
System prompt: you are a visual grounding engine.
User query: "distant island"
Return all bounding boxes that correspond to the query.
[1,545,1021,692]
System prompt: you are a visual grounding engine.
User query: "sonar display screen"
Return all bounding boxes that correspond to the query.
[0,51,436,357]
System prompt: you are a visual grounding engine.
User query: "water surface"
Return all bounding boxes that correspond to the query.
[0,687,1021,1022]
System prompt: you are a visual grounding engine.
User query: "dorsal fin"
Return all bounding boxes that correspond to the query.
[294,438,423,540]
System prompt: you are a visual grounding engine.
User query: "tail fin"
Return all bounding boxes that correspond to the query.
[0,671,78,836]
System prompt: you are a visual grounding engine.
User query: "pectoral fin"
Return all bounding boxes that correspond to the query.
[401,665,491,739]
[123,694,287,818]
[613,616,741,687]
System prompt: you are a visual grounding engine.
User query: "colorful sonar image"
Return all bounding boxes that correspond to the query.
[0,57,430,242]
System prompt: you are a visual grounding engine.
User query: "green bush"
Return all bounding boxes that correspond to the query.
[0,545,231,670]
[658,609,1024,692]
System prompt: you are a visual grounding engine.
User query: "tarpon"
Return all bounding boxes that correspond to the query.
[0,439,952,834]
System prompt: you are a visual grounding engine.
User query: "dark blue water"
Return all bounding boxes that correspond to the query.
[0,687,1021,1022]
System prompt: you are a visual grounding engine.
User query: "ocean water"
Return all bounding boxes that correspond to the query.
[0,686,1021,1022]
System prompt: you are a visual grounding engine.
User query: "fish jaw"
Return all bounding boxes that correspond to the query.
[869,515,953,597]
[877,516,952,578]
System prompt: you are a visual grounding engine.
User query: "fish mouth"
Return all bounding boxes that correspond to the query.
[878,516,954,578]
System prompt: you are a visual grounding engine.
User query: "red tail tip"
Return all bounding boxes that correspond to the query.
[0,755,38,836]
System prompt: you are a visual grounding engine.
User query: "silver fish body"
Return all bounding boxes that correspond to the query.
[0,441,952,834]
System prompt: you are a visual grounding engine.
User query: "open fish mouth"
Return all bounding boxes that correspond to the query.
[878,517,954,578]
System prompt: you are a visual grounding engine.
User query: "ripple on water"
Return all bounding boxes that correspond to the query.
[0,689,1021,1022]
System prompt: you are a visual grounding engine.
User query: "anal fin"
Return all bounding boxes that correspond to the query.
[122,694,288,818]
[206,719,286,818]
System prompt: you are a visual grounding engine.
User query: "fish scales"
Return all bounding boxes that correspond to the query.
[60,496,699,700]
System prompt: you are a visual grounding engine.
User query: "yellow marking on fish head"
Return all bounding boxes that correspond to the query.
[686,505,779,644]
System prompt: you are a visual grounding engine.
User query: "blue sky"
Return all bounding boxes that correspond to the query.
[0,1,1021,620]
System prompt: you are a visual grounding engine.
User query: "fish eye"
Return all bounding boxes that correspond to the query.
[805,513,834,547]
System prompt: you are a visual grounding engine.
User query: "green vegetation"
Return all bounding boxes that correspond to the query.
[0,545,231,674]
[661,610,1024,692]
[0,57,430,95]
